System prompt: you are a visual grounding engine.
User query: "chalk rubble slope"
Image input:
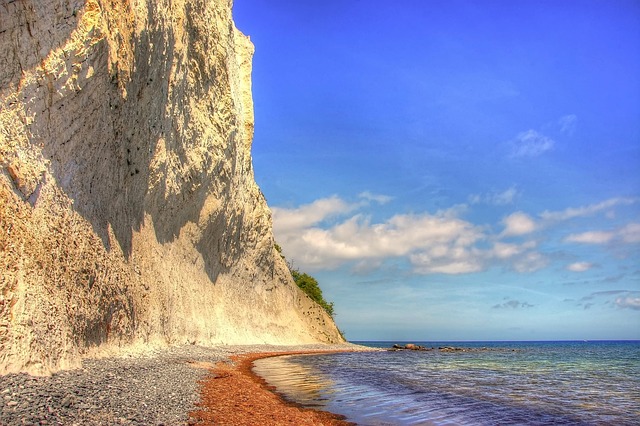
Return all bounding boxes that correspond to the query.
[0,0,343,375]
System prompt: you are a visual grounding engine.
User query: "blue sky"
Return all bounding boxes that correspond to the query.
[233,0,640,341]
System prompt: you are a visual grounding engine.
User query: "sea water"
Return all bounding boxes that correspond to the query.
[252,341,640,425]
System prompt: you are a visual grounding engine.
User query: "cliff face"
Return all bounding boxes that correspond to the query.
[0,0,343,375]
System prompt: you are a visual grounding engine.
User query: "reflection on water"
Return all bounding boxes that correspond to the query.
[252,355,337,408]
[253,342,640,425]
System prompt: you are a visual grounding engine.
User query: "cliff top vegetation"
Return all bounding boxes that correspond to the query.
[275,244,335,318]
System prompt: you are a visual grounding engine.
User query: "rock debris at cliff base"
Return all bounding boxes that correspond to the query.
[0,344,361,426]
[0,345,217,425]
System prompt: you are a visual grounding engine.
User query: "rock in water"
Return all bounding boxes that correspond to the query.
[0,0,343,375]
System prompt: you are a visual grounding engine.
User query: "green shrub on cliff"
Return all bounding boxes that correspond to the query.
[291,270,335,318]
[275,243,335,318]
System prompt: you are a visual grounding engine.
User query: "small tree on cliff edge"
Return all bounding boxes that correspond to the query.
[275,243,335,318]
[290,270,335,318]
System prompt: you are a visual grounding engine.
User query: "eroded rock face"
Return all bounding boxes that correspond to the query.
[0,0,343,375]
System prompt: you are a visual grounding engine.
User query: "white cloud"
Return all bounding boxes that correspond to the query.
[484,240,545,274]
[491,242,524,259]
[488,241,536,259]
[567,262,594,272]
[540,197,637,222]
[272,194,638,277]
[271,196,355,234]
[501,211,537,236]
[492,197,639,242]
[615,296,640,310]
[621,223,640,243]
[410,246,484,275]
[469,186,519,206]
[512,252,548,273]
[563,222,640,245]
[358,191,393,204]
[493,187,519,205]
[510,130,554,158]
[564,231,614,244]
[273,196,485,274]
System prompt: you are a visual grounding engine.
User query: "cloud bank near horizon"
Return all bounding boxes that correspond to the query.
[271,194,639,276]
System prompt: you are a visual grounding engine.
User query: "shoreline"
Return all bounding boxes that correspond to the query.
[0,343,372,425]
[190,349,364,425]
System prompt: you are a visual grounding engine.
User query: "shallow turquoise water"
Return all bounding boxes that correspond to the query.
[252,341,640,425]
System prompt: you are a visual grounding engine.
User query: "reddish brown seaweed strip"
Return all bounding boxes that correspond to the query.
[190,350,357,425]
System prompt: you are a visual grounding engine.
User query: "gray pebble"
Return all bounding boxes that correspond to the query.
[0,343,363,425]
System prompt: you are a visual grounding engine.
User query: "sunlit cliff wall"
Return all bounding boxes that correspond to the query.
[0,0,343,375]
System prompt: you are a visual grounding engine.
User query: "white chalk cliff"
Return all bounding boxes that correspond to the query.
[0,0,343,375]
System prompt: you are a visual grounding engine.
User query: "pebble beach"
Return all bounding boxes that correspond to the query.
[0,343,368,426]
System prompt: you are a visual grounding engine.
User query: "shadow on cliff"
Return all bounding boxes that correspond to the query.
[37,2,246,285]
